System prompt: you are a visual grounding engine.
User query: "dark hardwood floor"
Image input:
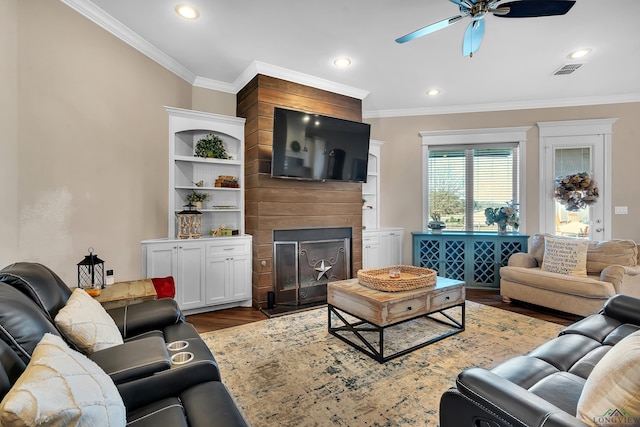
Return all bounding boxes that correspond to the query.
[187,289,583,334]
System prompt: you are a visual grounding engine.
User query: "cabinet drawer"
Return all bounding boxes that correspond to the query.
[386,296,428,325]
[429,288,464,310]
[206,241,249,257]
[363,234,380,246]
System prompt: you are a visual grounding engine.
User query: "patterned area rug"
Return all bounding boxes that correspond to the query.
[201,302,563,427]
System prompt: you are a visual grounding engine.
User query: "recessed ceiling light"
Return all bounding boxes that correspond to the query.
[333,57,352,68]
[175,4,200,20]
[426,89,440,96]
[568,49,591,60]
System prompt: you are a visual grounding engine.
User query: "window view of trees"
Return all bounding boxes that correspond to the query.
[427,145,519,231]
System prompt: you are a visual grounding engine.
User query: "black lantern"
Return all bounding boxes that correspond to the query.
[176,203,203,239]
[77,247,105,289]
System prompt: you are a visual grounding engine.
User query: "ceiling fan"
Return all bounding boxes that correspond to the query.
[396,0,576,57]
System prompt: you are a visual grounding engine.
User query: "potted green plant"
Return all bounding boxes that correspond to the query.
[195,134,230,159]
[185,190,209,209]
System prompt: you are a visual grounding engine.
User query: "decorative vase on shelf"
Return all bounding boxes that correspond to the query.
[428,213,446,234]
[497,222,508,235]
[427,221,446,234]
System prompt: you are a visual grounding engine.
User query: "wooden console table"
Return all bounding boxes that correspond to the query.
[412,231,528,289]
[94,279,157,310]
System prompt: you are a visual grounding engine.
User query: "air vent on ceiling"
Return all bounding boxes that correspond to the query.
[552,63,583,76]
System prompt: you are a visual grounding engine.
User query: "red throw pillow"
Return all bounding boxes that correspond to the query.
[150,276,175,299]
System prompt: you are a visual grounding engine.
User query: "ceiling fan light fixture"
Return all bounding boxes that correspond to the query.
[333,57,352,68]
[568,49,591,60]
[175,4,200,20]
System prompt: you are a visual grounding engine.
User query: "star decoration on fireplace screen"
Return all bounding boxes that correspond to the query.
[314,260,333,281]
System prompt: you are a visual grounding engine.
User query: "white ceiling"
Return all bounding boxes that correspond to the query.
[63,0,640,118]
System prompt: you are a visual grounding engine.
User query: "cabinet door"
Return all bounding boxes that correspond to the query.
[363,233,380,269]
[414,237,441,273]
[470,238,497,288]
[379,232,391,267]
[228,254,251,301]
[388,231,404,265]
[205,256,229,305]
[441,237,466,281]
[176,243,206,310]
[144,242,177,279]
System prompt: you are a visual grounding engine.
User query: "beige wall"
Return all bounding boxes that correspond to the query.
[192,86,236,116]
[0,0,19,267]
[5,1,234,285]
[367,103,640,263]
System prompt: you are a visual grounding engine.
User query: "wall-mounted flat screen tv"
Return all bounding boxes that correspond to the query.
[271,107,370,183]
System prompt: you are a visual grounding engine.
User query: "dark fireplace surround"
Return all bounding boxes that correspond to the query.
[273,227,352,306]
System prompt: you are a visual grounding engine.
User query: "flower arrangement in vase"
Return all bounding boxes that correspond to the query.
[554,172,598,211]
[485,200,519,234]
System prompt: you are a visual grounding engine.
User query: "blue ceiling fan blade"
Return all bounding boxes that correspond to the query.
[396,15,465,44]
[462,19,485,57]
[449,0,474,7]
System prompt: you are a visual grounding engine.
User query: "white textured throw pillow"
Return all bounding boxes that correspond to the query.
[54,288,123,354]
[541,235,588,277]
[577,330,640,426]
[0,333,126,427]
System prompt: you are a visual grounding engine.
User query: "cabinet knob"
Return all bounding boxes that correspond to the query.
[407,306,412,311]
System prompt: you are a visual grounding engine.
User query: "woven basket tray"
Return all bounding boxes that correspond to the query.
[357,265,437,292]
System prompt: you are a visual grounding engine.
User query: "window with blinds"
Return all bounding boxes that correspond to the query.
[427,143,520,231]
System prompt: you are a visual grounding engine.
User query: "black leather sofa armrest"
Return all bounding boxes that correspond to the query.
[90,336,170,384]
[117,356,222,411]
[107,298,185,339]
[441,368,589,427]
[601,294,640,326]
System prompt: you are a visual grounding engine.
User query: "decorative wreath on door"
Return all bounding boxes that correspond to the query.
[554,172,599,211]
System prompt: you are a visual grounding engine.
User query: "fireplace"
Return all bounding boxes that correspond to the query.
[273,228,352,306]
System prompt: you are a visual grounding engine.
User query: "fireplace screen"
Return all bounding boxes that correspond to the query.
[274,236,350,306]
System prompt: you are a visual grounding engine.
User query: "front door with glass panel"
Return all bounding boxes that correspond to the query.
[543,134,605,241]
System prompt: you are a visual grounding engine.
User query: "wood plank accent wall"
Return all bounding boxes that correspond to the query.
[237,75,364,308]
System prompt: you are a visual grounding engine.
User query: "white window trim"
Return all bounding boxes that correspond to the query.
[537,119,617,240]
[420,127,531,232]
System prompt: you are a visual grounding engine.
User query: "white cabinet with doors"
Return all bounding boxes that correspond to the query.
[204,239,251,306]
[142,236,252,313]
[141,240,205,311]
[362,228,404,269]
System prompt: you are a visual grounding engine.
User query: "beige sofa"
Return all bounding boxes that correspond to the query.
[500,234,640,316]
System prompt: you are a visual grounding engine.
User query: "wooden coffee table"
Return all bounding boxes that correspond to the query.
[327,277,465,363]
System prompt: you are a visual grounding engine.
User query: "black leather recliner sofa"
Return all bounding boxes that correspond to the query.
[439,294,640,427]
[0,262,248,427]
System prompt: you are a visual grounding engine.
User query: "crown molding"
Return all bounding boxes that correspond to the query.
[230,61,370,100]
[363,93,640,119]
[61,1,369,100]
[191,76,236,94]
[60,0,196,84]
